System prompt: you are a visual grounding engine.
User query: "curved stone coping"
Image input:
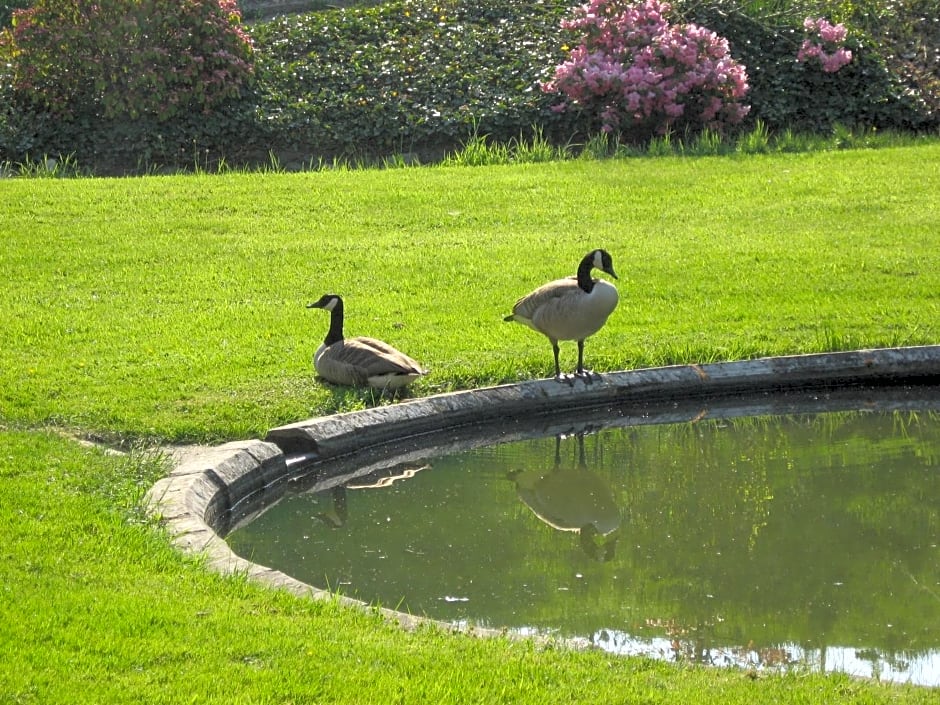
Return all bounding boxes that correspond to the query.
[143,345,940,638]
[264,345,940,460]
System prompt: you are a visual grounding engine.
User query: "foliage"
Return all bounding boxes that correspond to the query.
[0,0,30,27]
[540,0,750,141]
[232,0,939,167]
[0,0,938,172]
[676,0,936,132]
[836,0,940,123]
[248,0,574,159]
[0,0,254,121]
[439,124,564,165]
[0,0,260,172]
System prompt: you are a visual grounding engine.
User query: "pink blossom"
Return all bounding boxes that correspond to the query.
[817,20,847,44]
[797,40,822,62]
[821,48,852,73]
[664,101,684,118]
[542,0,749,135]
[797,17,852,73]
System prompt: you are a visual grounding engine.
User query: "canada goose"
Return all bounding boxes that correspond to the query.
[307,294,427,391]
[504,249,619,381]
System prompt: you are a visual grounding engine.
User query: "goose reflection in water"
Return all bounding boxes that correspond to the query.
[509,433,621,562]
[315,464,431,528]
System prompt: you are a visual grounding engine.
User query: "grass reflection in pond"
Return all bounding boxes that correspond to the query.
[229,407,940,684]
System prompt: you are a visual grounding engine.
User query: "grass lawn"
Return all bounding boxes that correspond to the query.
[2,144,938,442]
[1,144,939,702]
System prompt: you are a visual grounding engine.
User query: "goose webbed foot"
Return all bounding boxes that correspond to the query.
[555,371,599,385]
[573,341,599,383]
[574,368,600,383]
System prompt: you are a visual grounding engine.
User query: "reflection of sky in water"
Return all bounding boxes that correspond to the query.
[458,624,940,685]
[588,630,940,686]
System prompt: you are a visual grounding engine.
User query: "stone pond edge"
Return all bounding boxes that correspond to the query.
[142,345,940,640]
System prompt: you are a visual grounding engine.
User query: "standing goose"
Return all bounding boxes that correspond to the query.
[509,433,620,562]
[307,294,427,391]
[504,249,619,381]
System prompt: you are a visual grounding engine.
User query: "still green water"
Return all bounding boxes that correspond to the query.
[229,408,940,684]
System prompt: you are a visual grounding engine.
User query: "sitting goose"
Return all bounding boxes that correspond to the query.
[307,294,427,391]
[504,249,619,381]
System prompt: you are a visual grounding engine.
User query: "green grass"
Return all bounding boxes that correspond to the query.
[1,145,940,702]
[2,144,938,442]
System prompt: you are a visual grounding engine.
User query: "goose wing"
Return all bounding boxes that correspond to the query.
[509,276,618,342]
[342,337,426,376]
[316,337,425,387]
[509,276,581,324]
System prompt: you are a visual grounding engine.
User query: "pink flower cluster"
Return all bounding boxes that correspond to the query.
[541,0,750,136]
[797,17,852,73]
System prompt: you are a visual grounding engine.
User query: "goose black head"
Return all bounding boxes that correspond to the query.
[307,293,344,312]
[590,249,618,280]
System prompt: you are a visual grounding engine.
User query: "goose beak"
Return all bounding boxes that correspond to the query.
[607,268,619,280]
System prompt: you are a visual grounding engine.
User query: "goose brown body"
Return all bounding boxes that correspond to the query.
[504,249,619,380]
[308,294,427,391]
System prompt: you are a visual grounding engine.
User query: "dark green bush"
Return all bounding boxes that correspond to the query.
[840,0,939,123]
[245,0,937,162]
[675,0,934,132]
[1,0,936,173]
[247,0,577,159]
[0,0,257,170]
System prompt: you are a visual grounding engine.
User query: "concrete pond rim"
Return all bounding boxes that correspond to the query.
[143,345,940,641]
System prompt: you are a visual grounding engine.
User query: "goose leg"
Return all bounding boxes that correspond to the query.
[574,340,596,383]
[552,340,574,385]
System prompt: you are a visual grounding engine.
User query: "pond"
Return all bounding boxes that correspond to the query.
[228,395,940,685]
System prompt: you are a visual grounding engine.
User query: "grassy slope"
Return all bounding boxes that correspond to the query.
[1,147,939,702]
[2,145,938,442]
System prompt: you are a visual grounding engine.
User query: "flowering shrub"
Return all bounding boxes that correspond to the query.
[1,0,936,173]
[0,0,254,121]
[680,1,932,134]
[797,17,853,73]
[541,0,750,138]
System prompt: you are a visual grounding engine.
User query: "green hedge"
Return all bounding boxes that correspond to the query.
[1,0,937,174]
[679,0,935,133]
[245,0,575,161]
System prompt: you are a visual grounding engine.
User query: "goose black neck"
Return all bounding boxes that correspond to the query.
[323,302,345,345]
[576,254,596,293]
